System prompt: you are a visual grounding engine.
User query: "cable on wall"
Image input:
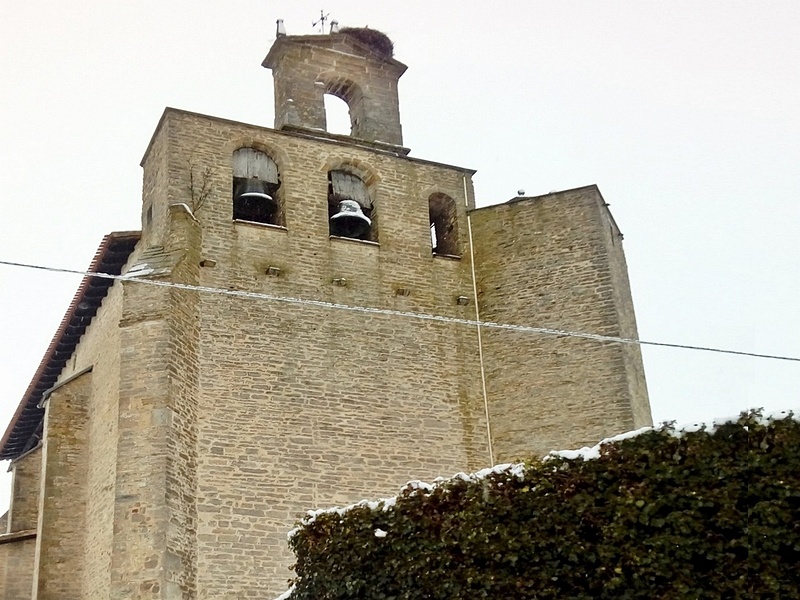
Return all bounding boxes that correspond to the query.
[463,175,495,466]
[1,258,799,364]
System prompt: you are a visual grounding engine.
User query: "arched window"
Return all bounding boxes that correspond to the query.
[429,193,459,256]
[323,93,352,135]
[328,170,376,241]
[232,148,282,226]
[318,75,366,139]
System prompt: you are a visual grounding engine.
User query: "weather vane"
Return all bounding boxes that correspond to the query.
[312,10,330,33]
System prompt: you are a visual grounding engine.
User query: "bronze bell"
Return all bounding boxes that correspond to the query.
[330,199,371,238]
[234,178,277,222]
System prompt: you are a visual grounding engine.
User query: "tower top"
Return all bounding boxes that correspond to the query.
[263,26,407,146]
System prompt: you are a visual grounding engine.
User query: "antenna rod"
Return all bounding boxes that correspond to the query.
[312,10,330,33]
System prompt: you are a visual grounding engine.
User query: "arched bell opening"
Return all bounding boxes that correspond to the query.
[328,170,376,242]
[323,93,352,136]
[318,74,366,139]
[429,193,459,256]
[232,148,283,226]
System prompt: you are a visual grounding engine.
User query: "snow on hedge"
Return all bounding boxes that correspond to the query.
[288,408,798,539]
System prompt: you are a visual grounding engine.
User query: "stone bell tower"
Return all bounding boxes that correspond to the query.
[264,25,407,146]
[0,21,650,600]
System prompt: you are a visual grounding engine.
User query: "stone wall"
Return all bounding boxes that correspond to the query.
[140,110,171,249]
[163,205,202,599]
[1,537,36,600]
[128,110,652,597]
[0,539,5,599]
[470,187,651,462]
[1,447,41,600]
[59,271,127,599]
[598,198,651,428]
[110,281,172,600]
[9,448,41,533]
[97,204,201,600]
[0,510,6,591]
[8,103,651,599]
[140,109,490,597]
[266,34,406,145]
[35,371,90,599]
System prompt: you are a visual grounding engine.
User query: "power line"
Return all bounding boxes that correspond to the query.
[1,258,799,364]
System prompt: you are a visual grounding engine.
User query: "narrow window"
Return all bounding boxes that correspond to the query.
[232,148,282,225]
[429,193,459,256]
[328,170,376,241]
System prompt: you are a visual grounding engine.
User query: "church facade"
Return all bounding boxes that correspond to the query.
[0,26,650,599]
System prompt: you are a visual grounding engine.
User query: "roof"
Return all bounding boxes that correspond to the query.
[0,231,140,461]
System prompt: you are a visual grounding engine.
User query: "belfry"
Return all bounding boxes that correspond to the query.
[0,23,650,599]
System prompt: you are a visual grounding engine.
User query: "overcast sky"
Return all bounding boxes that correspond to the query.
[1,1,798,512]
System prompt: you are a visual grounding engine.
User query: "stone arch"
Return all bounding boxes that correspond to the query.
[316,71,367,137]
[321,157,381,191]
[225,138,291,171]
[323,94,352,135]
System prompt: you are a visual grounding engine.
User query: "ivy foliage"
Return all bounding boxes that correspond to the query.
[284,411,800,599]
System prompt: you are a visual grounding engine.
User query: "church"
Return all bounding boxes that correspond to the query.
[0,24,650,599]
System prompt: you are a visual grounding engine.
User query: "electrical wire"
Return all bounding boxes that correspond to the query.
[1,258,799,363]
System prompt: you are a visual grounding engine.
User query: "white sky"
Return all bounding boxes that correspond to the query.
[1,1,798,512]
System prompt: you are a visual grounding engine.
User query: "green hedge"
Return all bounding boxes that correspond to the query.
[282,411,800,599]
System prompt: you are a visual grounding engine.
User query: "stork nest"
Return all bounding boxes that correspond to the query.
[339,27,394,58]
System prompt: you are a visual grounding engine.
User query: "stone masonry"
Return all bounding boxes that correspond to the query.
[0,448,40,600]
[470,187,651,460]
[0,27,650,599]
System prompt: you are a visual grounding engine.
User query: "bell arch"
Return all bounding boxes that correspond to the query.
[429,192,460,256]
[316,72,367,138]
[231,147,283,226]
[323,94,352,135]
[327,169,377,242]
[265,30,407,145]
[321,157,381,189]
